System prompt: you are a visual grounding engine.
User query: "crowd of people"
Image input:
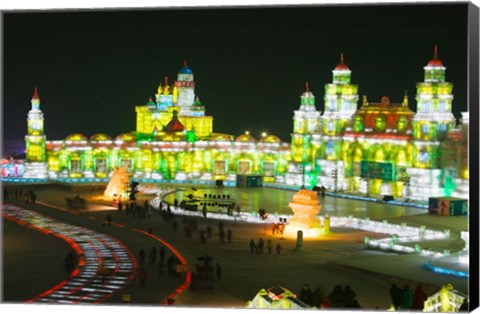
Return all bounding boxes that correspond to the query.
[298,284,361,309]
[390,283,429,310]
[136,244,185,288]
[130,199,231,289]
[295,282,433,310]
[6,186,455,310]
[249,238,281,254]
[117,199,153,218]
[4,187,37,204]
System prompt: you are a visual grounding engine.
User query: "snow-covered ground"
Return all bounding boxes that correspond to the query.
[6,183,469,309]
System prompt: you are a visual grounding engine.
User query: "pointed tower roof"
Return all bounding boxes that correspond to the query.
[427,45,445,67]
[164,110,185,132]
[32,87,40,100]
[162,76,171,95]
[402,89,409,107]
[152,125,159,137]
[30,86,41,110]
[334,53,350,71]
[301,81,314,97]
[179,59,193,74]
[194,96,202,106]
[146,97,156,106]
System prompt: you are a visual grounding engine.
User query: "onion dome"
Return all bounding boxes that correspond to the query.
[178,59,193,74]
[90,133,112,141]
[210,133,232,142]
[259,134,281,143]
[427,45,444,67]
[115,133,137,142]
[334,53,349,71]
[235,134,256,143]
[90,133,113,148]
[164,110,185,132]
[65,133,88,142]
[301,82,314,98]
[65,133,88,147]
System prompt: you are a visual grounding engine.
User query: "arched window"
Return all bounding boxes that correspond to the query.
[421,123,430,136]
[375,115,386,132]
[418,148,429,163]
[397,117,407,132]
[327,121,335,133]
[353,115,364,132]
[326,142,335,156]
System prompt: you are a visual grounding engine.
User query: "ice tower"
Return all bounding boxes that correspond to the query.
[286,82,321,186]
[408,46,456,199]
[135,62,213,138]
[315,54,359,191]
[176,60,196,114]
[23,87,48,178]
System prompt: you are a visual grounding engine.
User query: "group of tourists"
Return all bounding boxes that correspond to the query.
[137,244,183,287]
[390,283,428,310]
[249,238,281,254]
[4,187,37,204]
[298,284,360,309]
[117,200,152,218]
[271,221,286,235]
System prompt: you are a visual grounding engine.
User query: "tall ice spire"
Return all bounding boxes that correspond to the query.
[31,86,41,110]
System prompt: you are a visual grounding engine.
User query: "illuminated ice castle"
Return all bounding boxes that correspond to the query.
[18,48,469,201]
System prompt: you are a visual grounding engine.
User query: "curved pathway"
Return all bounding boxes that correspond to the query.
[2,204,136,304]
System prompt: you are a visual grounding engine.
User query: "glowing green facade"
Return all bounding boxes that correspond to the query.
[20,50,468,201]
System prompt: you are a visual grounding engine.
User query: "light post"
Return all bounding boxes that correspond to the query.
[330,169,338,192]
[405,177,411,200]
[366,172,370,197]
[298,165,305,188]
[362,170,370,197]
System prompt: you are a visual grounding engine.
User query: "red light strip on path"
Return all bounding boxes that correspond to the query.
[2,213,83,303]
[95,237,138,304]
[2,204,136,304]
[5,201,189,306]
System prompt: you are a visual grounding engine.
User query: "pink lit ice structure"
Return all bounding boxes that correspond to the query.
[104,166,129,200]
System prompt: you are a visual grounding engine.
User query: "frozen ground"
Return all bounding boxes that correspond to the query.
[2,183,470,310]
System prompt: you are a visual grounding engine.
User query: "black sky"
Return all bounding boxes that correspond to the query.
[2,3,469,147]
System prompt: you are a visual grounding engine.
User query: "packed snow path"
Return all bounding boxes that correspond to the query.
[2,204,136,304]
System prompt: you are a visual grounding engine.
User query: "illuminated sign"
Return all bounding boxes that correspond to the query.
[360,161,394,181]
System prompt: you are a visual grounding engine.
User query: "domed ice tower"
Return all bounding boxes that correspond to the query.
[285,82,321,186]
[176,60,196,113]
[314,54,359,191]
[23,87,48,178]
[407,45,457,200]
[135,61,213,138]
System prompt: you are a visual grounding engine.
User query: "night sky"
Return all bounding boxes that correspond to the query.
[2,3,469,153]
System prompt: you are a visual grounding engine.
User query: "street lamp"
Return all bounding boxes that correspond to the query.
[330,169,338,192]
[298,165,305,188]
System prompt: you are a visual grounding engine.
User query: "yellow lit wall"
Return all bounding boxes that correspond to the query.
[26,137,46,162]
[47,151,60,172]
[136,105,213,137]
